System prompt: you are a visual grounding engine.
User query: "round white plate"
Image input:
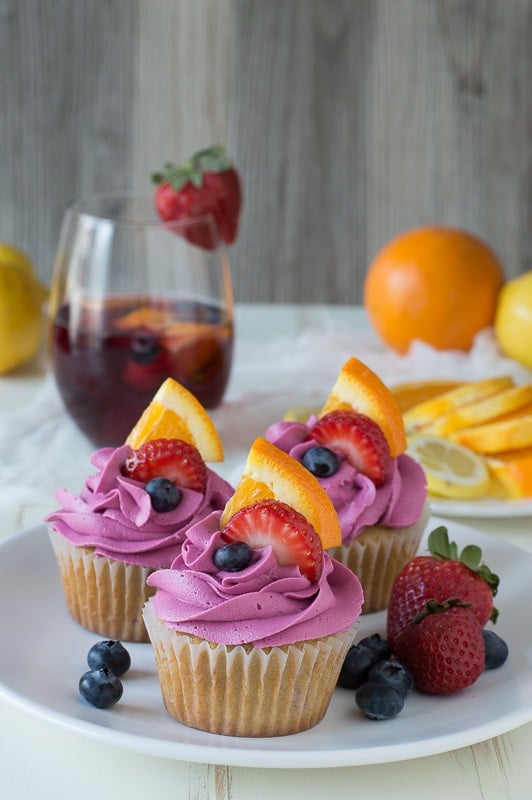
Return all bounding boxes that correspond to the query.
[429,497,532,519]
[0,523,531,768]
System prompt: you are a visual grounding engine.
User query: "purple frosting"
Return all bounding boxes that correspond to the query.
[147,510,364,648]
[46,445,234,568]
[266,418,427,544]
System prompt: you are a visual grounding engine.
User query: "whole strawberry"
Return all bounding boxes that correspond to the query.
[393,599,485,694]
[387,526,499,645]
[152,145,242,248]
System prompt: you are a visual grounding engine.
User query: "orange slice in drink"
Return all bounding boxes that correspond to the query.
[320,357,407,457]
[391,380,463,414]
[125,377,224,461]
[220,437,341,549]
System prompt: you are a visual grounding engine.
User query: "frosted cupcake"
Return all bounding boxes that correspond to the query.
[143,437,363,737]
[266,357,429,613]
[46,378,233,642]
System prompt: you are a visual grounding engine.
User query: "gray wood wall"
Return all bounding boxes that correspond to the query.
[1,0,530,304]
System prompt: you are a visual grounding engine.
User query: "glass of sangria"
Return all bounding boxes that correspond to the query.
[47,194,234,446]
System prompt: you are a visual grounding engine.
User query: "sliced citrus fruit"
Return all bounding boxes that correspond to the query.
[282,406,318,423]
[407,434,490,499]
[115,306,176,332]
[220,437,341,549]
[428,384,532,437]
[403,376,514,434]
[125,377,224,461]
[320,357,407,457]
[486,447,532,498]
[391,380,463,413]
[450,414,532,454]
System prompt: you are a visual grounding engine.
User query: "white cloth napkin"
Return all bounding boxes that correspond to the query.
[0,326,530,514]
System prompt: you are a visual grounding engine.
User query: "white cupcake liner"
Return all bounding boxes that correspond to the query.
[48,527,155,642]
[328,503,430,613]
[143,599,357,737]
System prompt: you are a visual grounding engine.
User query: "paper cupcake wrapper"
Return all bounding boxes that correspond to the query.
[143,599,357,737]
[329,504,430,614]
[48,527,155,642]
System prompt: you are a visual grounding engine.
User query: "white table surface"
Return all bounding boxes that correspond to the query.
[1,303,531,800]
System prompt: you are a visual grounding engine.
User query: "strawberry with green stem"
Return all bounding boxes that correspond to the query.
[387,526,499,645]
[152,145,242,249]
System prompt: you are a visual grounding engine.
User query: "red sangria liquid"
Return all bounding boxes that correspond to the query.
[50,296,233,446]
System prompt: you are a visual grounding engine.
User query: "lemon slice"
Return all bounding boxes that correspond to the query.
[407,434,490,499]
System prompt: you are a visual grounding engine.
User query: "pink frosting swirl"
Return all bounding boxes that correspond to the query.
[46,445,234,567]
[266,418,427,544]
[147,510,364,647]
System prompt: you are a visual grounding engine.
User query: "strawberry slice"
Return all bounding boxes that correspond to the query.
[123,438,207,492]
[222,499,323,581]
[309,410,392,487]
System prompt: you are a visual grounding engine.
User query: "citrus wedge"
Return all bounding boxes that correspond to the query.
[407,434,490,499]
[450,414,532,455]
[486,447,532,498]
[428,384,532,437]
[403,376,514,435]
[320,357,407,457]
[391,380,463,414]
[220,437,341,549]
[125,377,224,461]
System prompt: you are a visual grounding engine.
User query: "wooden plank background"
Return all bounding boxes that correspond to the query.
[1,0,530,303]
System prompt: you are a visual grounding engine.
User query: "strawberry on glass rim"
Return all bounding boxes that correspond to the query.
[152,145,242,249]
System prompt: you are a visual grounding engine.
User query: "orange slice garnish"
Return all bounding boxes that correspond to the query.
[125,377,224,461]
[320,357,407,457]
[220,437,341,549]
[486,446,532,498]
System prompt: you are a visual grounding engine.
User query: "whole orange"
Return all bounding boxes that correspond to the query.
[363,227,505,354]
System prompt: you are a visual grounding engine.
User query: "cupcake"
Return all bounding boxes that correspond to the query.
[266,357,429,613]
[46,378,233,642]
[143,436,363,737]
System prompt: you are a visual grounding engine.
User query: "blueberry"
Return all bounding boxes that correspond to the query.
[79,668,123,709]
[131,335,161,364]
[355,682,405,720]
[301,446,340,478]
[483,629,509,670]
[213,541,253,572]
[145,477,182,512]
[337,643,378,689]
[87,640,131,677]
[367,659,414,695]
[358,633,392,661]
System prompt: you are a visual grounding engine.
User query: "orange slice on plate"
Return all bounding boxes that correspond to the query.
[125,377,224,461]
[427,384,532,437]
[220,437,341,549]
[320,357,407,457]
[391,380,463,413]
[486,446,532,498]
[450,414,532,455]
[403,376,514,435]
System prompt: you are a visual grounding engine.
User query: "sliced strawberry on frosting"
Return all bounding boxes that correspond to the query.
[309,409,392,487]
[221,498,323,581]
[123,438,207,492]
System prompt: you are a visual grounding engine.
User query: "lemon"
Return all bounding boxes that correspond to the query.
[495,271,532,368]
[407,434,490,499]
[0,246,47,374]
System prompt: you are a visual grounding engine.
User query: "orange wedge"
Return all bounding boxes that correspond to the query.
[450,414,532,454]
[320,357,406,457]
[125,377,224,461]
[391,380,463,413]
[486,447,532,498]
[220,437,341,549]
[115,306,176,332]
[403,376,514,435]
[428,384,532,437]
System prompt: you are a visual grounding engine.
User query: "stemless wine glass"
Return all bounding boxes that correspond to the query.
[47,194,234,447]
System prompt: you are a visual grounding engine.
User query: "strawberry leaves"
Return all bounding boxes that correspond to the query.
[428,526,499,598]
